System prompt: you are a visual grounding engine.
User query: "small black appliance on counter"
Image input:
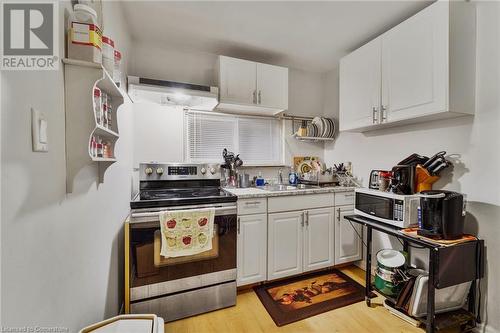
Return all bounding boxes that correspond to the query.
[390,165,415,195]
[418,190,466,240]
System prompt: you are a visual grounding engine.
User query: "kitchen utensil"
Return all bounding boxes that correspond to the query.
[312,117,324,137]
[374,249,406,297]
[325,117,336,138]
[297,120,307,137]
[415,164,440,192]
[234,154,243,168]
[398,153,429,167]
[417,190,466,240]
[422,151,446,169]
[238,173,250,188]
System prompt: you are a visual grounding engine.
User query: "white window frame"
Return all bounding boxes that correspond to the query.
[184,110,285,166]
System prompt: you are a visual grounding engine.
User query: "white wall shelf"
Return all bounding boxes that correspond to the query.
[63,58,125,193]
[292,134,336,143]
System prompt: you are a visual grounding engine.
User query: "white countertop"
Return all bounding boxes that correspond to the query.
[223,186,356,199]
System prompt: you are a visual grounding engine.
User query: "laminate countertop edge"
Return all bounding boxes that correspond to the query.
[223,186,356,199]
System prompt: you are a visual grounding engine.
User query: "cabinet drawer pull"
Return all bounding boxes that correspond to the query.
[343,193,354,197]
[381,105,388,122]
[372,106,379,124]
[244,201,261,205]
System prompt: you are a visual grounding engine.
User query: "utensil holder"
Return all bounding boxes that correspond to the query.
[415,165,440,193]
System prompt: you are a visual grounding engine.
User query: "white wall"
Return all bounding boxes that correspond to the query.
[1,2,133,332]
[324,2,500,332]
[129,42,327,177]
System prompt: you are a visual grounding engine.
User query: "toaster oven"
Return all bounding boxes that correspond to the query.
[354,188,420,228]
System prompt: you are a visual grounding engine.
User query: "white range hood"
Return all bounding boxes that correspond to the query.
[128,76,219,111]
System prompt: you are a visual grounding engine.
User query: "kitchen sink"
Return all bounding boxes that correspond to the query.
[258,184,320,192]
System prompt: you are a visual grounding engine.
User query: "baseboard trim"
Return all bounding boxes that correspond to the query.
[475,323,500,333]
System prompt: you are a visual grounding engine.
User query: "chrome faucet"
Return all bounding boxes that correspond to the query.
[278,168,284,185]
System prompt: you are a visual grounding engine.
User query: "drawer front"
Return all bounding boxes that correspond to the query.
[335,191,355,206]
[237,198,267,215]
[268,193,335,213]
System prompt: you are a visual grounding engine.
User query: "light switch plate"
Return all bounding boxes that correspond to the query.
[31,108,48,152]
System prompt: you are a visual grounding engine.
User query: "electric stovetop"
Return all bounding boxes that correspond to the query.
[131,187,237,209]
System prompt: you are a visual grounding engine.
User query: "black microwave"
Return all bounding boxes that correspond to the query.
[354,188,419,228]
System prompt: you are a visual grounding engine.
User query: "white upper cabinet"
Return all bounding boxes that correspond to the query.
[218,56,257,105]
[339,38,382,131]
[256,63,288,110]
[339,1,476,132]
[216,56,288,115]
[303,207,335,272]
[381,2,447,123]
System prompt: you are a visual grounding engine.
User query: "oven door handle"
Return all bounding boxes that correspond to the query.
[131,206,237,218]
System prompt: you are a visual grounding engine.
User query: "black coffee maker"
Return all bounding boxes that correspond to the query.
[389,165,415,195]
[417,190,465,240]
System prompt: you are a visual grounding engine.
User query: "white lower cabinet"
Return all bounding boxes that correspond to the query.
[267,211,304,280]
[237,213,267,286]
[303,207,335,272]
[268,207,335,280]
[237,192,359,285]
[334,206,363,265]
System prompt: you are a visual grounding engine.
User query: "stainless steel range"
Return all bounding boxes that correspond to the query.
[128,163,237,322]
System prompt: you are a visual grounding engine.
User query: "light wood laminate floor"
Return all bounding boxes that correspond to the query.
[164,266,436,333]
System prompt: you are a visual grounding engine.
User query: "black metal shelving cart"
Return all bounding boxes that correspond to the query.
[344,215,484,333]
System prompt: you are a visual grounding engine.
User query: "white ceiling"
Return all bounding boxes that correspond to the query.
[121,1,433,73]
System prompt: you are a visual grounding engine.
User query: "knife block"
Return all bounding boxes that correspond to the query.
[415,165,440,193]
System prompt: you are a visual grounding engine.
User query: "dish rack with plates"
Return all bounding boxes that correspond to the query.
[285,114,336,142]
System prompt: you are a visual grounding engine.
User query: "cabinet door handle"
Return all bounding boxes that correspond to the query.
[372,106,379,124]
[381,105,388,122]
[305,211,309,227]
[244,201,261,205]
[237,217,241,234]
[253,90,257,104]
[258,90,262,104]
[301,211,305,227]
[337,208,341,222]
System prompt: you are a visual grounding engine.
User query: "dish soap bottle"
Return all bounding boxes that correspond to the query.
[289,166,298,185]
[256,172,265,187]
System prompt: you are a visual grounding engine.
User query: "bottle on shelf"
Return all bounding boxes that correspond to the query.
[90,136,97,157]
[289,166,298,185]
[96,137,103,158]
[106,95,112,129]
[100,92,107,127]
[103,141,109,158]
[93,88,101,125]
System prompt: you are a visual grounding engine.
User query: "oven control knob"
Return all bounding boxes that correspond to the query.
[209,167,216,175]
[145,167,153,175]
[156,167,164,175]
[200,167,207,175]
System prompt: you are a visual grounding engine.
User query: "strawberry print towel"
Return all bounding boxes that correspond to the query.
[159,208,215,258]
